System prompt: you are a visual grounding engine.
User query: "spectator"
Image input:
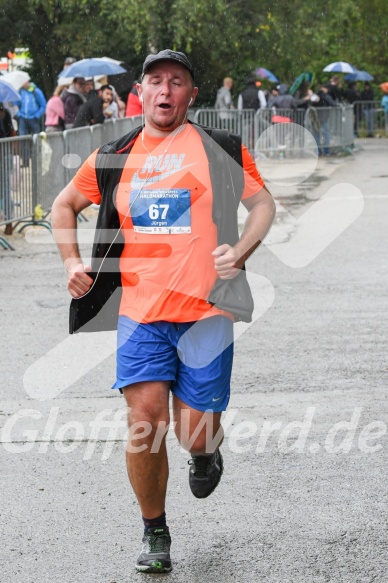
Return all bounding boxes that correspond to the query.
[17,77,46,136]
[293,80,314,109]
[103,85,119,120]
[61,78,87,129]
[237,78,267,148]
[328,75,344,102]
[360,82,375,138]
[45,85,67,132]
[16,77,46,167]
[344,81,360,104]
[312,83,339,155]
[381,83,388,134]
[73,84,114,128]
[237,77,266,110]
[215,77,234,128]
[0,102,16,233]
[84,78,96,96]
[344,81,361,137]
[3,101,18,126]
[266,85,279,108]
[125,81,142,117]
[267,84,300,110]
[63,57,76,69]
[116,91,126,118]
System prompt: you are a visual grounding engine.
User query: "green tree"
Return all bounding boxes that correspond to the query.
[1,0,387,100]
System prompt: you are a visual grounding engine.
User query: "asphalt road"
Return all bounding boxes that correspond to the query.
[0,139,387,582]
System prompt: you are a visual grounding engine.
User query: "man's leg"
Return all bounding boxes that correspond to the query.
[122,380,173,573]
[170,315,233,498]
[122,380,170,518]
[173,395,224,498]
[173,395,223,454]
[29,117,42,135]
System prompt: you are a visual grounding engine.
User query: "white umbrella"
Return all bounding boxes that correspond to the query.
[323,62,357,74]
[1,70,30,90]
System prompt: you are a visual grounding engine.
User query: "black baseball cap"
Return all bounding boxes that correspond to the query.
[142,49,194,80]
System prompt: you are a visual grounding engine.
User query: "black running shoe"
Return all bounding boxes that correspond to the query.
[188,448,223,498]
[135,526,172,573]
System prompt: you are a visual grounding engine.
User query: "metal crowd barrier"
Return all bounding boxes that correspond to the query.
[353,100,387,137]
[255,108,313,158]
[194,108,257,140]
[0,116,143,248]
[194,106,354,157]
[0,106,356,248]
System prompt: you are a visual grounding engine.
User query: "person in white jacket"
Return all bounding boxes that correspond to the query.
[214,77,234,128]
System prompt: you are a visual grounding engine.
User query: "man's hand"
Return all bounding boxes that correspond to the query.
[65,260,94,298]
[212,244,240,279]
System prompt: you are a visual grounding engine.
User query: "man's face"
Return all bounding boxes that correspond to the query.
[101,88,113,103]
[138,61,198,135]
[74,79,86,93]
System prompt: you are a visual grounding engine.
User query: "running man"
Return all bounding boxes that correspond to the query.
[51,49,275,574]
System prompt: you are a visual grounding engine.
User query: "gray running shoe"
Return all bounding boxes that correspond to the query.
[135,526,172,573]
[188,448,223,498]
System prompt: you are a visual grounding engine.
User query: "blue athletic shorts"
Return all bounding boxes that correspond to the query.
[112,315,234,412]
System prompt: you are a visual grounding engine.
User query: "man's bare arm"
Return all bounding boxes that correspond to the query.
[213,186,276,279]
[51,181,94,297]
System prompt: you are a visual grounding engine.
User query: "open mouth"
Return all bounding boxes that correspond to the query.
[158,103,172,109]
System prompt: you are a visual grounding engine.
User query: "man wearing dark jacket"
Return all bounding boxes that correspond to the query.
[345,82,361,137]
[268,84,310,110]
[51,49,275,574]
[360,82,375,137]
[313,83,339,155]
[73,85,113,128]
[61,78,87,129]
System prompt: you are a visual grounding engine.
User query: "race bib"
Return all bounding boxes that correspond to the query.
[130,188,191,234]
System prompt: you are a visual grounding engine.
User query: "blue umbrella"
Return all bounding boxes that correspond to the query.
[58,58,126,80]
[255,67,279,83]
[323,61,356,74]
[345,70,374,82]
[0,78,20,102]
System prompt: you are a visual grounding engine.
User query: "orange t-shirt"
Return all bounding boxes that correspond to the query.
[73,124,264,323]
